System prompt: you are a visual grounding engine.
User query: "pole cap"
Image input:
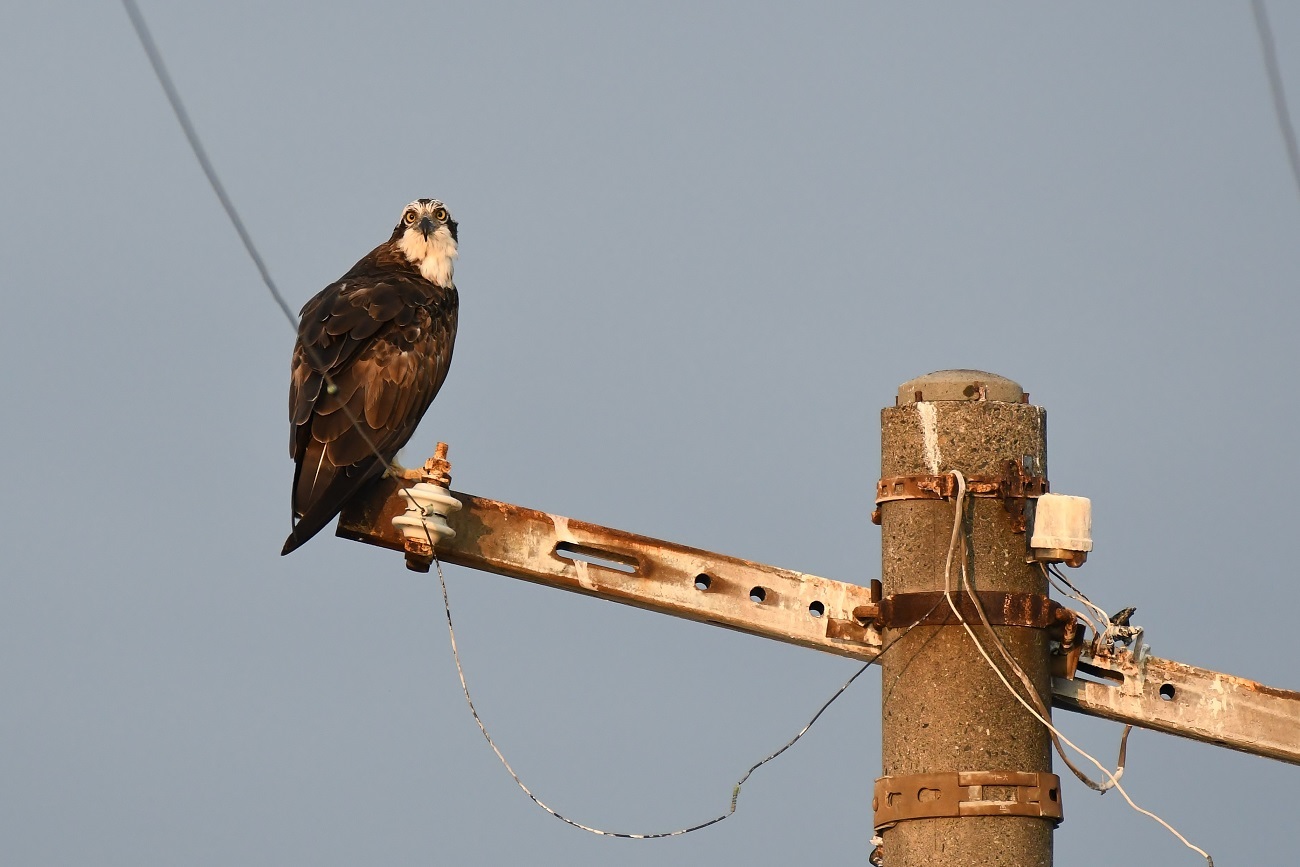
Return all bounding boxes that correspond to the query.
[897,370,1025,405]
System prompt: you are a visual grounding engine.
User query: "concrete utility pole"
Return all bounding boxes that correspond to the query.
[876,371,1055,867]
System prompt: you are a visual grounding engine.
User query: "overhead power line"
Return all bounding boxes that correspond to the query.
[1251,0,1300,202]
[120,0,297,327]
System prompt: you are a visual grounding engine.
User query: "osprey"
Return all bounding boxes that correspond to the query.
[281,199,459,555]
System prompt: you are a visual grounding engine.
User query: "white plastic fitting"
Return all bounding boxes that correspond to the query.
[1030,493,1093,562]
[392,481,462,547]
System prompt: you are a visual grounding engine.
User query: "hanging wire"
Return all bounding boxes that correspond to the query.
[432,547,941,838]
[939,472,1213,866]
[940,491,1116,794]
[1251,0,1300,202]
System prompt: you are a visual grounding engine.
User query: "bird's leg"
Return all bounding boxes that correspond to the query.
[385,444,453,486]
[382,461,427,482]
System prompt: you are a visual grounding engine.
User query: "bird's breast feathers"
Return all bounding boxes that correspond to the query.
[396,223,458,287]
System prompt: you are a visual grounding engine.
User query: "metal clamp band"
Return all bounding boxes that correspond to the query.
[875,471,1048,505]
[872,460,1048,532]
[877,590,1069,631]
[873,771,1063,830]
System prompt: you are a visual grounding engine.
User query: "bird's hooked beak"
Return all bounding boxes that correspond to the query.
[419,215,436,240]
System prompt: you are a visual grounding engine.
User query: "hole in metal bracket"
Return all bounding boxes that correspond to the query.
[694,573,712,590]
[750,586,768,604]
[1076,660,1125,685]
[1159,683,1176,701]
[808,600,825,618]
[554,542,637,574]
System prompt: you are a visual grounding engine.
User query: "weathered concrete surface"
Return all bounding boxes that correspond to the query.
[879,371,1054,867]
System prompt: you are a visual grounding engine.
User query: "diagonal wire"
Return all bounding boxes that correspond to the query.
[120,0,296,326]
[121,0,421,527]
[1252,0,1300,202]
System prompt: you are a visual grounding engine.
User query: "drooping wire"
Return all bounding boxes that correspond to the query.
[1251,0,1300,203]
[939,471,1213,866]
[432,547,940,839]
[936,477,1112,794]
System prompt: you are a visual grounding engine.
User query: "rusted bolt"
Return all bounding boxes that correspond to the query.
[404,542,433,573]
[422,441,453,488]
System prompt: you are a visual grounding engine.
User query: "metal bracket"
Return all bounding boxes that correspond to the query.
[336,474,884,662]
[876,590,1071,632]
[337,447,1300,766]
[873,771,1063,830]
[1074,641,1149,698]
[874,590,1083,678]
[872,460,1048,532]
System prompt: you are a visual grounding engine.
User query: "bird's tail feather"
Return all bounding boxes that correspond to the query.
[281,445,386,555]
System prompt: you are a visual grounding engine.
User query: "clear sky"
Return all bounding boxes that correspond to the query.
[2,2,1297,865]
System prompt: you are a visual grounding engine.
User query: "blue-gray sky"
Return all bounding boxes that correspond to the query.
[2,2,1297,865]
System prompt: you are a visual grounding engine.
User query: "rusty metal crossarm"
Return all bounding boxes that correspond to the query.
[336,474,883,662]
[337,477,1300,765]
[1053,653,1300,766]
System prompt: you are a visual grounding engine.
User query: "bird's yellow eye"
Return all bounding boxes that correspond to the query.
[403,210,418,225]
[432,207,448,222]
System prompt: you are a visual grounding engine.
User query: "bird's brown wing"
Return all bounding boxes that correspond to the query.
[283,269,458,555]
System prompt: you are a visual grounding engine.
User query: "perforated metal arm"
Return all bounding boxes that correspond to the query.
[336,475,1300,766]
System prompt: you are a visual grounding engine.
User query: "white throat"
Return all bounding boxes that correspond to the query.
[397,225,457,287]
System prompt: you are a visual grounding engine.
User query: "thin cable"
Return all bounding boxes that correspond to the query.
[940,472,1213,865]
[969,557,1121,793]
[938,476,1097,789]
[431,548,941,839]
[943,517,1113,793]
[120,0,294,325]
[1043,562,1109,631]
[1252,0,1300,202]
[121,0,428,526]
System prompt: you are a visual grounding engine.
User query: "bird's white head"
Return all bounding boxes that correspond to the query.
[393,199,458,287]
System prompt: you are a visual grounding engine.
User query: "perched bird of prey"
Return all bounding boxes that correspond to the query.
[281,199,459,555]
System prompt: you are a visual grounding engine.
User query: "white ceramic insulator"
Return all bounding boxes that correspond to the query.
[1030,493,1093,552]
[391,481,463,546]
